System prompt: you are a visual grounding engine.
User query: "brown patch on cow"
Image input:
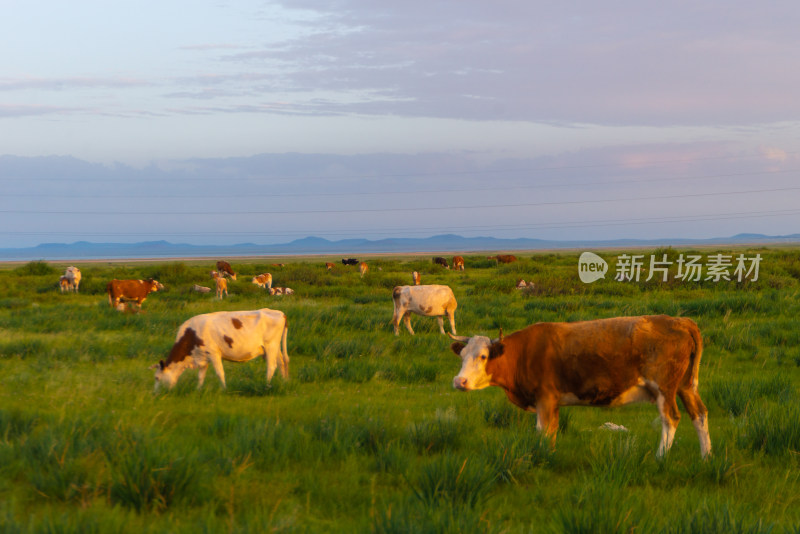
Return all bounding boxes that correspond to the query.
[392,286,402,300]
[166,327,204,364]
[231,318,243,329]
[223,335,234,348]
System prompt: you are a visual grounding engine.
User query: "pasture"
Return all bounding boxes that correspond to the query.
[1,248,799,533]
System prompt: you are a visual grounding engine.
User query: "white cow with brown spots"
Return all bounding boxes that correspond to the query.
[412,271,421,285]
[251,273,273,290]
[392,284,457,336]
[150,308,289,391]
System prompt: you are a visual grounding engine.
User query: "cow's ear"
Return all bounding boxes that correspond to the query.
[148,363,160,370]
[450,342,465,356]
[489,342,505,359]
[159,360,165,370]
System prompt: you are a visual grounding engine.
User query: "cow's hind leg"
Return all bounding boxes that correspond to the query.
[264,347,279,383]
[392,305,403,335]
[656,391,681,457]
[403,312,415,335]
[446,309,456,335]
[536,394,559,449]
[436,316,446,334]
[678,388,712,457]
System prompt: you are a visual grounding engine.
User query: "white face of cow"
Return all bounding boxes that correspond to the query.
[450,335,494,391]
[150,360,188,391]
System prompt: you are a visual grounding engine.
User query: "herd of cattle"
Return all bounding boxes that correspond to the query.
[56,254,713,457]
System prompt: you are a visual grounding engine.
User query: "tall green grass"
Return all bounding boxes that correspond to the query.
[0,249,799,531]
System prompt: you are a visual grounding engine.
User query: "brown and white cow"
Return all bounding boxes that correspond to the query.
[269,286,294,296]
[449,315,711,457]
[452,256,465,271]
[215,276,228,299]
[412,271,421,285]
[59,276,73,292]
[150,308,289,391]
[251,273,273,290]
[325,262,335,270]
[61,266,81,292]
[215,260,237,280]
[107,279,164,310]
[488,254,517,264]
[392,285,457,336]
[359,262,369,278]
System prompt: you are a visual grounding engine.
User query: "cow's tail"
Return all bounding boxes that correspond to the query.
[684,318,703,391]
[281,314,289,376]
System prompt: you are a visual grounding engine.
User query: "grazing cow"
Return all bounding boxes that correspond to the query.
[452,256,465,271]
[269,287,294,296]
[488,254,517,264]
[215,276,228,299]
[392,285,457,336]
[325,262,335,270]
[62,266,81,292]
[359,262,369,278]
[412,271,421,285]
[59,276,72,292]
[433,256,450,269]
[107,279,164,310]
[251,273,273,290]
[342,258,359,266]
[449,315,711,457]
[215,260,237,280]
[150,308,289,391]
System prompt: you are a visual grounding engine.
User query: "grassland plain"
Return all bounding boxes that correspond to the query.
[0,248,799,533]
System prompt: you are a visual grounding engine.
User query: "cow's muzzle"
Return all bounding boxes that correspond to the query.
[453,376,469,391]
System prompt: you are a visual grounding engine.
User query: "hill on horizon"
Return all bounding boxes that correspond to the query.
[1,233,799,261]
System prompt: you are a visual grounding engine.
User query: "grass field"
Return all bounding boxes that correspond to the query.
[1,248,799,533]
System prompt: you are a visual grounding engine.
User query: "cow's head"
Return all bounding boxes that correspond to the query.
[449,330,504,391]
[147,279,164,292]
[149,359,193,391]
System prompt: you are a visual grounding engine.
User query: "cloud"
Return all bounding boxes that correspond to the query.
[210,1,800,127]
[0,105,81,118]
[0,77,151,92]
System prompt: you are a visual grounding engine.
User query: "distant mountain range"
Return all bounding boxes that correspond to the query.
[1,233,799,261]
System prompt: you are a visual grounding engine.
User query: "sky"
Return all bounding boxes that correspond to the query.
[1,0,799,248]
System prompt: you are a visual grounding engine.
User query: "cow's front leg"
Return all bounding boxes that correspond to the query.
[209,354,226,388]
[196,361,209,388]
